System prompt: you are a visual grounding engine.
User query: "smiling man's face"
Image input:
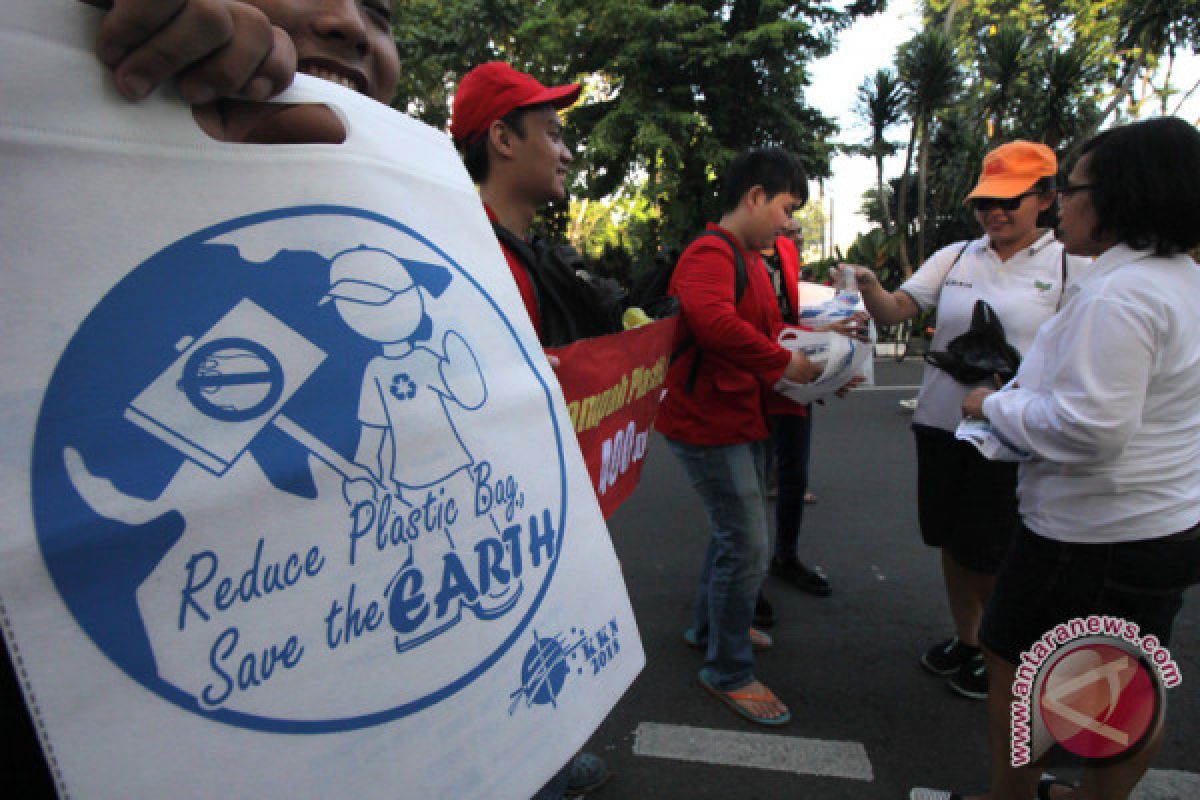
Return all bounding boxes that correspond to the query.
[246,0,400,104]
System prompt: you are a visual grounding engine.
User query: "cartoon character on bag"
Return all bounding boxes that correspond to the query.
[323,246,522,652]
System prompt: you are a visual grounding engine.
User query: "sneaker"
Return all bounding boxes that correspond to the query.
[564,752,610,796]
[920,636,979,676]
[899,397,918,412]
[947,652,988,700]
[769,557,832,597]
[753,592,776,628]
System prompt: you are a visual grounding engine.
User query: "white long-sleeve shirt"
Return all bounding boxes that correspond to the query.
[983,244,1200,543]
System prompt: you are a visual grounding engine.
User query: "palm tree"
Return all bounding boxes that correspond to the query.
[1028,43,1100,150]
[897,29,961,271]
[978,25,1027,145]
[852,69,905,235]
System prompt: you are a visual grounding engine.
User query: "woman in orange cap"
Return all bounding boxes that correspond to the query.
[853,141,1087,701]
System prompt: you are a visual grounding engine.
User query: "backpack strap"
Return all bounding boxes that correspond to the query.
[671,230,751,393]
[928,240,974,332]
[490,220,543,313]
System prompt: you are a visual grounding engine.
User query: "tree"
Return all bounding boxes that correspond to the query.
[1066,0,1200,160]
[391,0,532,129]
[520,0,887,252]
[1024,43,1102,150]
[851,69,906,234]
[896,29,961,268]
[391,1,888,258]
[976,24,1026,145]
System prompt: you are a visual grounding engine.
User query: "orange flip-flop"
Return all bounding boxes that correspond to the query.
[698,668,790,726]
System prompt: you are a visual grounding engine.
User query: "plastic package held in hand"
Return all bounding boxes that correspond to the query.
[773,326,871,404]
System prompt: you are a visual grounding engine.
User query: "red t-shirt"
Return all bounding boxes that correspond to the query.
[484,204,543,342]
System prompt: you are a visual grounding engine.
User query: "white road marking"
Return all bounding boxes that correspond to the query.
[870,565,887,581]
[1131,769,1200,799]
[632,722,873,781]
[851,384,922,392]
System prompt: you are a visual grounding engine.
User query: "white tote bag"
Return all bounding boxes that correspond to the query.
[0,4,642,798]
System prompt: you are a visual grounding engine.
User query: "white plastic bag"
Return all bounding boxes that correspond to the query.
[773,326,870,404]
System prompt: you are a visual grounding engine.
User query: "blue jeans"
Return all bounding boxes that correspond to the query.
[770,411,812,561]
[666,437,769,690]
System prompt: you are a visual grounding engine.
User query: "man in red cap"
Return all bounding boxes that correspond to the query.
[451,61,583,343]
[451,61,609,800]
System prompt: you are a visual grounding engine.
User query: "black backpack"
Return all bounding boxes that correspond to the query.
[629,246,683,318]
[491,222,626,347]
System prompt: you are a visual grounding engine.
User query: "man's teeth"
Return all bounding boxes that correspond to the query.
[304,67,357,91]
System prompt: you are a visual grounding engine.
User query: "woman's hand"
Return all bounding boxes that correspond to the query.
[962,387,995,421]
[848,264,881,292]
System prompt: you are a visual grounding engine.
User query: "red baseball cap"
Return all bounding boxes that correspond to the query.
[450,62,581,146]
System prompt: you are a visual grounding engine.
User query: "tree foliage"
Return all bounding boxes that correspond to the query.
[393,0,886,256]
[864,0,1200,264]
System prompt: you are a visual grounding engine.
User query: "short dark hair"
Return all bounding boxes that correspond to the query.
[1078,117,1200,256]
[1033,176,1058,229]
[459,103,556,184]
[718,147,809,214]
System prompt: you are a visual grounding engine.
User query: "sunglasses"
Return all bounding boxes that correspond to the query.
[969,190,1040,212]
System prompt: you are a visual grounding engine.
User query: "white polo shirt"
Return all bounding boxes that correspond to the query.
[983,245,1200,544]
[900,232,1085,433]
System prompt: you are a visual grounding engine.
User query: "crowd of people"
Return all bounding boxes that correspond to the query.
[5,3,1200,799]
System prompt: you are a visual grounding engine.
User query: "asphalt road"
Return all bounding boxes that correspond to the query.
[578,358,1200,799]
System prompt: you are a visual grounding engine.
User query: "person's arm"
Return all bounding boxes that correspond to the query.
[83,0,297,103]
[675,241,815,384]
[981,293,1154,465]
[851,265,920,326]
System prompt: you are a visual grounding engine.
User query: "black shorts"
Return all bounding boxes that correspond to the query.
[981,522,1200,665]
[913,424,1019,574]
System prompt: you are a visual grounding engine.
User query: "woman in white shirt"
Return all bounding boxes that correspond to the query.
[955,118,1200,800]
[855,141,1085,701]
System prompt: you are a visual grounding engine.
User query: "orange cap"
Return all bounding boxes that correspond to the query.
[965,141,1057,200]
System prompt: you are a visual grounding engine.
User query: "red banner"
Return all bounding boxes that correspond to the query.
[548,316,678,518]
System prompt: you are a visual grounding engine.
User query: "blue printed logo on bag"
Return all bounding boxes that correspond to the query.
[31,207,569,732]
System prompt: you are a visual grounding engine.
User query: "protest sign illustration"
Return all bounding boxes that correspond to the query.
[32,207,572,730]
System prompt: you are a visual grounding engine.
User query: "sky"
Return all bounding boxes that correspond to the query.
[805,0,1200,251]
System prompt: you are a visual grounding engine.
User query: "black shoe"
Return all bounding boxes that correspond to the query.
[753,592,776,628]
[947,652,988,700]
[564,752,610,796]
[920,636,979,676]
[1036,774,1078,800]
[769,557,832,597]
